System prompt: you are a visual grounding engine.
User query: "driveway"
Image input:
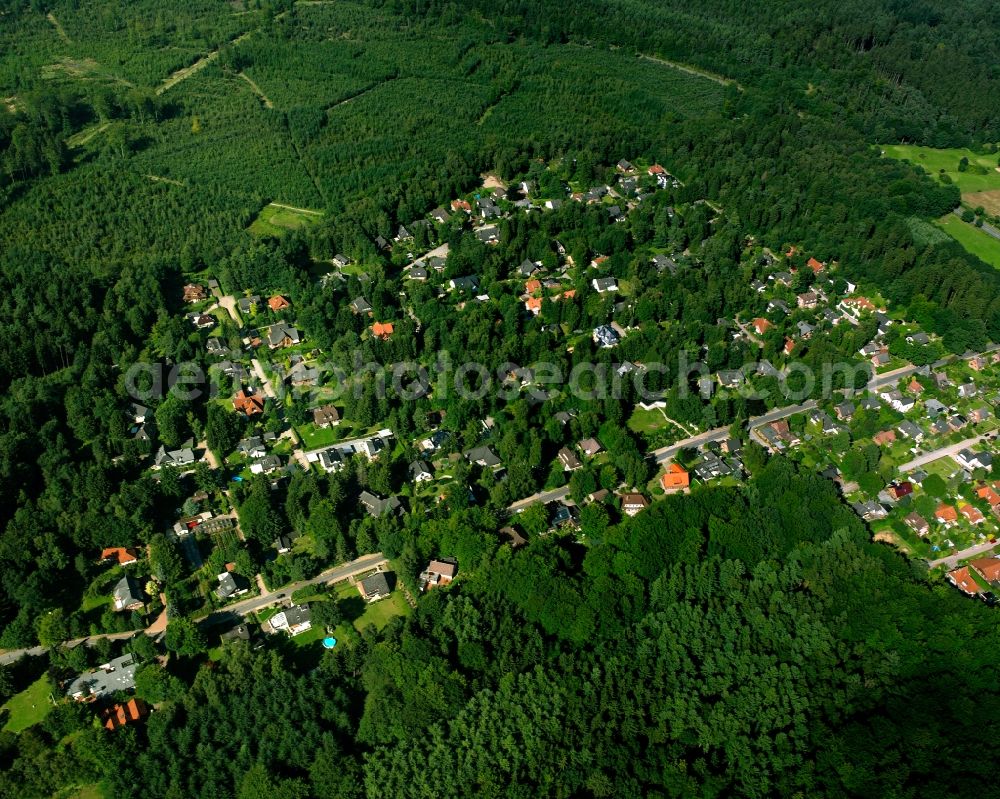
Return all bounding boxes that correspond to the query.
[251,358,278,399]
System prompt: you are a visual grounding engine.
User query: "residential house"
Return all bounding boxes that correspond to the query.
[317,448,344,473]
[358,571,392,603]
[970,557,1000,584]
[476,225,500,244]
[660,463,690,492]
[287,361,319,386]
[592,277,618,294]
[935,504,958,526]
[852,500,887,521]
[238,295,261,315]
[969,355,988,371]
[250,455,281,475]
[101,547,139,567]
[592,325,621,348]
[215,571,250,600]
[880,390,915,413]
[887,482,913,500]
[652,255,678,274]
[517,259,540,278]
[806,256,825,274]
[113,575,144,612]
[451,199,472,214]
[924,399,948,418]
[465,446,502,469]
[834,401,856,420]
[525,296,543,315]
[268,295,291,312]
[268,604,312,636]
[897,420,924,441]
[558,447,582,471]
[183,283,208,303]
[960,504,986,525]
[948,566,980,596]
[751,317,773,336]
[958,382,978,399]
[797,291,819,309]
[103,698,148,731]
[65,654,138,701]
[189,313,215,330]
[233,389,265,417]
[969,406,991,424]
[408,266,428,281]
[358,491,401,518]
[350,297,373,315]
[579,438,603,458]
[430,207,450,224]
[313,405,341,428]
[904,512,930,536]
[907,332,930,346]
[371,322,394,340]
[420,560,457,591]
[154,445,196,469]
[872,429,896,446]
[266,322,300,349]
[619,492,649,516]
[409,460,433,483]
[955,448,993,471]
[717,370,744,389]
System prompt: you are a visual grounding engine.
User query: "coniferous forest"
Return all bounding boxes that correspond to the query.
[1,1,1000,797]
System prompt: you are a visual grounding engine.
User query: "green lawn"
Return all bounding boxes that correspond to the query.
[1,675,54,733]
[882,144,1000,195]
[934,214,1000,270]
[294,422,344,450]
[248,203,322,237]
[627,407,667,434]
[355,591,411,631]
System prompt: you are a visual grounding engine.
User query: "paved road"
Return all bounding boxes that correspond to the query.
[649,400,817,465]
[507,486,571,513]
[0,553,387,664]
[897,434,990,473]
[0,630,138,666]
[216,295,241,325]
[927,540,999,570]
[952,206,1000,243]
[199,552,387,626]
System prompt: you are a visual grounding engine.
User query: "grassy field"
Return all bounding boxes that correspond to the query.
[882,144,1000,195]
[934,214,1000,269]
[248,203,323,237]
[1,675,54,733]
[627,407,668,434]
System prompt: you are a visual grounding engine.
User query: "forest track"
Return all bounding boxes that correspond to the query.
[46,12,71,43]
[156,30,253,95]
[238,71,274,108]
[638,53,741,89]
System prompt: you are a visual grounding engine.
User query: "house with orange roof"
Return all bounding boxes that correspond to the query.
[971,557,1000,584]
[783,337,795,356]
[233,389,265,417]
[907,378,923,393]
[947,566,980,596]
[372,322,394,341]
[660,463,690,492]
[103,698,148,731]
[806,257,825,274]
[977,485,1000,507]
[100,547,139,567]
[751,318,773,335]
[935,503,958,525]
[960,504,985,525]
[525,278,541,295]
[872,429,896,446]
[268,295,291,312]
[647,164,666,175]
[525,296,543,316]
[451,199,472,213]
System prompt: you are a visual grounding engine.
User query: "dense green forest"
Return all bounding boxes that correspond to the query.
[2,0,1000,796]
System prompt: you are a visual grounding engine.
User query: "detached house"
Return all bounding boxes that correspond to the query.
[266,322,300,349]
[419,560,457,591]
[358,571,392,603]
[113,575,144,612]
[558,447,582,471]
[313,405,341,428]
[660,463,690,492]
[268,605,312,636]
[619,493,649,516]
[233,389,265,417]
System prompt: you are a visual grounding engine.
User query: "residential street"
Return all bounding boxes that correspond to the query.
[199,552,388,626]
[0,553,388,664]
[898,434,989,473]
[927,540,999,571]
[507,485,571,513]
